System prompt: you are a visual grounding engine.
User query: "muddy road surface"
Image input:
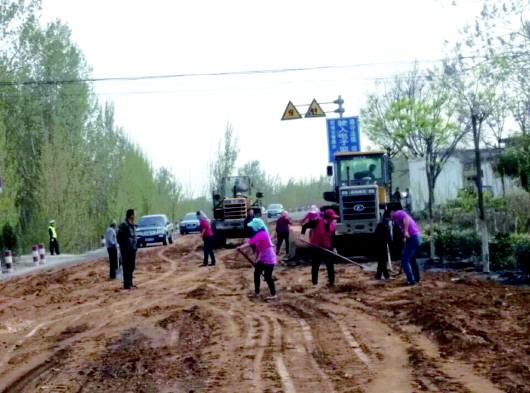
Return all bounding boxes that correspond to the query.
[0,233,528,393]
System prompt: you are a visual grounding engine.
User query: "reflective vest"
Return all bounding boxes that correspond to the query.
[49,225,57,238]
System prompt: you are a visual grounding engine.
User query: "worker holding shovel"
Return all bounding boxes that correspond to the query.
[237,218,277,300]
[302,209,340,287]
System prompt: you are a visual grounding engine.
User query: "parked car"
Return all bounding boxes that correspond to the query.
[180,212,200,234]
[137,214,174,247]
[267,203,283,219]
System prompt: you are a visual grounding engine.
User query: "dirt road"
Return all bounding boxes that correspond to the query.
[0,234,528,393]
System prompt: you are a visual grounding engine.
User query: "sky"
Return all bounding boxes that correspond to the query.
[40,0,480,196]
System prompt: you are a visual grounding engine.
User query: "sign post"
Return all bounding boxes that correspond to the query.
[326,116,360,162]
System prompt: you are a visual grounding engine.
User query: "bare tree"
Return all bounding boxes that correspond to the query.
[209,123,240,195]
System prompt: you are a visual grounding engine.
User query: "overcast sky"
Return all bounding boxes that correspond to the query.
[40,0,480,196]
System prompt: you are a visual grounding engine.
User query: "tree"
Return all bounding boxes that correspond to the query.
[209,123,239,195]
[496,132,530,191]
[442,21,512,272]
[362,66,465,259]
[155,167,182,222]
[238,160,270,202]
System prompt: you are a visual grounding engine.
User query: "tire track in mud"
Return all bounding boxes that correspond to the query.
[0,240,202,392]
[317,295,417,392]
[2,235,510,393]
[0,247,179,371]
[210,289,339,392]
[325,294,497,393]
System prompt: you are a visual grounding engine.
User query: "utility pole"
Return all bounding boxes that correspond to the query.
[333,95,345,118]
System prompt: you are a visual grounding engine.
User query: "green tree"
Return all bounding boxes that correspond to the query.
[496,133,530,191]
[209,122,239,195]
[362,66,465,258]
[155,167,182,222]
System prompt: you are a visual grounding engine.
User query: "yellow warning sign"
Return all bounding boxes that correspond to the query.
[305,99,326,118]
[281,101,302,120]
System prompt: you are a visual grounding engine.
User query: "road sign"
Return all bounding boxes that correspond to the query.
[326,116,360,162]
[305,99,326,118]
[281,101,302,120]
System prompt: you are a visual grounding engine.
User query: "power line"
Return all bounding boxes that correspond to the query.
[0,57,473,88]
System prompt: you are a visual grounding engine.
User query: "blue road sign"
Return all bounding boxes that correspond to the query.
[326,116,360,162]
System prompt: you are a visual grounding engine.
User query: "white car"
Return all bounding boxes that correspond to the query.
[180,212,200,234]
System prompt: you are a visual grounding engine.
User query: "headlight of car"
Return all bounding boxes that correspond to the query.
[157,229,165,235]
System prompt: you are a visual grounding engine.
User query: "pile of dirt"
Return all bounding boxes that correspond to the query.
[77,305,214,393]
[185,284,214,299]
[357,271,530,392]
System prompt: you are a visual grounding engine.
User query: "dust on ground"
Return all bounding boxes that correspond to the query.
[0,231,528,393]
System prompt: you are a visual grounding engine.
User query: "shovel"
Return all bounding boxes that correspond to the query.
[300,239,365,269]
[237,248,268,277]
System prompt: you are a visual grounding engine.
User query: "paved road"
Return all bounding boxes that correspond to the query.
[0,211,313,281]
[0,247,108,280]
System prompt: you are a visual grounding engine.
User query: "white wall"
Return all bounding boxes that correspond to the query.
[408,156,463,212]
[408,154,522,211]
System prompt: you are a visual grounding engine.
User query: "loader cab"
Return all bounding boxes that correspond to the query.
[334,152,386,186]
[222,176,251,198]
[325,151,390,207]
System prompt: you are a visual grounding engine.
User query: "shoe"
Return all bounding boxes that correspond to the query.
[199,264,208,267]
[403,281,416,286]
[265,295,277,300]
[208,263,216,266]
[247,292,259,298]
[131,284,138,288]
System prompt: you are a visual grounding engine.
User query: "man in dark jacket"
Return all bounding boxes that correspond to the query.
[374,210,393,280]
[117,209,137,290]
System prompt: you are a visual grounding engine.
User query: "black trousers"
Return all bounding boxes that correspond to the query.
[276,232,289,254]
[49,238,60,255]
[254,262,275,295]
[107,247,118,279]
[375,248,390,279]
[122,249,137,289]
[202,235,216,265]
[311,247,335,285]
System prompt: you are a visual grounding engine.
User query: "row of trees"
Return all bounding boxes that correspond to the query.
[361,0,530,272]
[0,1,182,253]
[0,1,332,254]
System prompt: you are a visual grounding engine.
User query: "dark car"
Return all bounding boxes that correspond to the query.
[180,212,200,234]
[137,214,174,247]
[267,203,283,219]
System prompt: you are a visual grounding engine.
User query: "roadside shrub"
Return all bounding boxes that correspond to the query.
[0,222,18,252]
[512,234,530,275]
[0,223,18,263]
[505,192,530,233]
[489,232,516,270]
[434,229,481,263]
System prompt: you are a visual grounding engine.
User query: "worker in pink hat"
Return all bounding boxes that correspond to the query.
[303,209,339,287]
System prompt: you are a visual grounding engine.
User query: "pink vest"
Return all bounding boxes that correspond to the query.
[310,218,335,249]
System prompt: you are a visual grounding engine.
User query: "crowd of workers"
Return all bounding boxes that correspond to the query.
[48,198,420,295]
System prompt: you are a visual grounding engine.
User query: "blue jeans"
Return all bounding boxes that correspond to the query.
[401,235,421,283]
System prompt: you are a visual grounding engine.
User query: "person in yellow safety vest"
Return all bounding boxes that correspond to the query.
[48,220,61,255]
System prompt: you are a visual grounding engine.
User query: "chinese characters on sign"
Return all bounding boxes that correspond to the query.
[326,116,360,162]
